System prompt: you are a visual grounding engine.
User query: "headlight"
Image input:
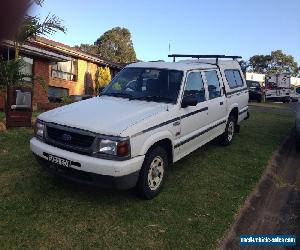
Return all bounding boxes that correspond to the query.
[35,120,45,139]
[97,138,130,158]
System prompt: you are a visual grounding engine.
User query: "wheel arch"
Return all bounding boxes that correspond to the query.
[228,105,239,123]
[140,131,174,165]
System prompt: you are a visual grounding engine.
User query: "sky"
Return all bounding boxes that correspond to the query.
[32,0,300,63]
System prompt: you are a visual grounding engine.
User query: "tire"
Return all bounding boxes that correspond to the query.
[220,115,236,146]
[137,146,168,199]
[257,95,262,103]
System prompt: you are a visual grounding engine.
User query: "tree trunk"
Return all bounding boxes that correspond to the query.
[14,42,20,61]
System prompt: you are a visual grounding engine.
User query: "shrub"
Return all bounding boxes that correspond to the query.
[95,66,111,95]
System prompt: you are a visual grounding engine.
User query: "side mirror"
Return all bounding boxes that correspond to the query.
[181,95,198,108]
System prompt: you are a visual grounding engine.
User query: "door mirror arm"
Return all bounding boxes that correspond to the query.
[181,95,198,108]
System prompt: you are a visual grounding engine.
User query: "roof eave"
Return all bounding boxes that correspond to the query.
[1,40,72,62]
[31,39,122,69]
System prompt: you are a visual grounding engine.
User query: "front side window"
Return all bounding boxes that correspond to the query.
[225,70,244,88]
[184,72,205,103]
[52,60,77,81]
[204,70,222,99]
[102,68,183,104]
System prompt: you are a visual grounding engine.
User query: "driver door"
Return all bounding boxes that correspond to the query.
[176,70,210,159]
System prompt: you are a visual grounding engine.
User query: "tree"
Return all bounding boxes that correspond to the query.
[95,27,137,63]
[0,0,65,105]
[249,50,298,76]
[14,11,66,60]
[74,44,98,55]
[95,66,111,95]
[0,59,27,90]
[239,60,251,76]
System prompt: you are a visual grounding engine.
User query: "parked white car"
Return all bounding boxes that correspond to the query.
[30,55,249,199]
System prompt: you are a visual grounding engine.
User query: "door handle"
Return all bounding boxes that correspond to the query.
[220,102,223,105]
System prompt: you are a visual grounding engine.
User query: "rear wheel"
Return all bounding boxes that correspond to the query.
[137,146,168,199]
[220,115,236,146]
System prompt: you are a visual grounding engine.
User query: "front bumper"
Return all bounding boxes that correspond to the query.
[30,138,145,189]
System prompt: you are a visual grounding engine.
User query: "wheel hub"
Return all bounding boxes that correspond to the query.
[228,121,234,141]
[148,156,164,191]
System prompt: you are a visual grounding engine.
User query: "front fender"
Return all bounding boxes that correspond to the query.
[139,131,174,156]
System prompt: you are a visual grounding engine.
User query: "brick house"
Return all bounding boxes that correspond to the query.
[0,37,122,110]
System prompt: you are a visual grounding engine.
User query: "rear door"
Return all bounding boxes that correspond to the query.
[202,70,227,138]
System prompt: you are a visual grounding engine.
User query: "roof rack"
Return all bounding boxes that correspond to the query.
[168,54,242,63]
[148,60,165,62]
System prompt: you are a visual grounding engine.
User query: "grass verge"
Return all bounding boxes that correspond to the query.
[0,112,293,249]
[248,101,293,109]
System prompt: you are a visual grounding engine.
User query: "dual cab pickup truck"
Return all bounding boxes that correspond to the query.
[30,55,249,199]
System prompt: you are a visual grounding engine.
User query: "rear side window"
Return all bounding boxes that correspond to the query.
[225,70,244,88]
[184,72,206,103]
[204,70,222,99]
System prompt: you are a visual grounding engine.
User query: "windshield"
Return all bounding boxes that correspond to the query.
[102,68,183,104]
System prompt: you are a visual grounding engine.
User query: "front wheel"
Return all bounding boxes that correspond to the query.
[137,146,168,199]
[220,115,236,146]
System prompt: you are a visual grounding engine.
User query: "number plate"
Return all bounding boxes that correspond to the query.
[48,154,70,168]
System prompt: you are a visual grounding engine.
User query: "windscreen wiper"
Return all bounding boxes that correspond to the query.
[102,92,133,99]
[133,96,173,103]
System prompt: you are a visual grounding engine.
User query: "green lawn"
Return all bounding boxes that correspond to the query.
[248,101,293,109]
[0,112,294,249]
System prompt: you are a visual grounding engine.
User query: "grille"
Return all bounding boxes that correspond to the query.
[46,125,95,149]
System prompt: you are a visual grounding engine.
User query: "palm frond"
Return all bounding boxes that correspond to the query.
[16,13,66,45]
[0,59,28,87]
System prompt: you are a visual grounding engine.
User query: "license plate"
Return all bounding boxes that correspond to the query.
[48,154,70,168]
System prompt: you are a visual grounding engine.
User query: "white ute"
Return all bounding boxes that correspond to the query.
[30,54,249,199]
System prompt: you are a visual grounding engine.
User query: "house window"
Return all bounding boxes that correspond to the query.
[48,86,69,102]
[51,60,77,81]
[0,48,33,83]
[20,56,33,82]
